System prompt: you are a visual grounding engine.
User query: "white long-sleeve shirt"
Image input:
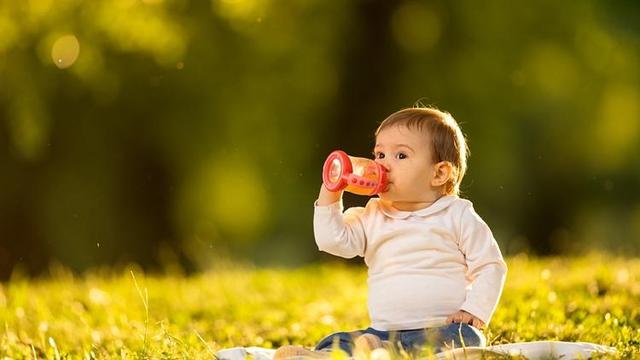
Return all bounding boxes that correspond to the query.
[314,195,507,331]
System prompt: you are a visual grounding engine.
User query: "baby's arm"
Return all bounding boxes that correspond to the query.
[456,203,508,326]
[313,184,367,258]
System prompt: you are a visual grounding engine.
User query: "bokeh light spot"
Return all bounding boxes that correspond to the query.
[391,1,441,53]
[214,0,264,22]
[210,160,269,238]
[524,43,578,99]
[177,155,270,247]
[590,83,639,170]
[51,34,80,69]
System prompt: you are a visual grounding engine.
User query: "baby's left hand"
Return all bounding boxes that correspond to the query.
[446,310,485,329]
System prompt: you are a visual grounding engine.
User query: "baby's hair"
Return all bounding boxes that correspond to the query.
[375,105,469,196]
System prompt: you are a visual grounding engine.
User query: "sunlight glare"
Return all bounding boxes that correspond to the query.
[540,269,550,280]
[51,34,80,69]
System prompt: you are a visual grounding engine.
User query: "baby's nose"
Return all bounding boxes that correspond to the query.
[374,159,390,172]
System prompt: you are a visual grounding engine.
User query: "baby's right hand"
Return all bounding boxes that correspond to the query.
[446,310,485,329]
[317,184,342,206]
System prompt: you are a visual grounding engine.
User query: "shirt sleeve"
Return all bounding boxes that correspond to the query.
[457,203,508,325]
[313,199,367,259]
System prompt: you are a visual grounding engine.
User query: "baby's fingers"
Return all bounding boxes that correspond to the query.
[471,318,484,329]
[459,313,474,324]
[446,311,464,323]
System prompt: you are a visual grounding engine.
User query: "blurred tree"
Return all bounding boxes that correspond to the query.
[0,0,639,278]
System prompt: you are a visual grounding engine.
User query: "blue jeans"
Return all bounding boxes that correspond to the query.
[314,323,486,355]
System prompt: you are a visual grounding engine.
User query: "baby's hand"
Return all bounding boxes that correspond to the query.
[446,310,485,329]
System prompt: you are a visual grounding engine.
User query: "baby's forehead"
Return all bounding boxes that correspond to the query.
[373,127,432,152]
[375,123,431,144]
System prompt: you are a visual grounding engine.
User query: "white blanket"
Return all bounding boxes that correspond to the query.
[216,341,617,360]
[435,341,617,359]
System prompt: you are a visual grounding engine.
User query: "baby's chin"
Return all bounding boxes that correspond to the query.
[377,190,432,204]
[377,191,399,201]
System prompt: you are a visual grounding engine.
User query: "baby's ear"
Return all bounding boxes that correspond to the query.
[431,161,453,187]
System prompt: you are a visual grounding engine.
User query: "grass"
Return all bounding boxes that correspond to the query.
[0,253,638,359]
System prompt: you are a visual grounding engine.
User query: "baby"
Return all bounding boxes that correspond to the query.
[275,107,507,358]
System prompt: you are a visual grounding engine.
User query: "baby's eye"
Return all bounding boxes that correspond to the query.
[374,152,385,159]
[396,152,407,160]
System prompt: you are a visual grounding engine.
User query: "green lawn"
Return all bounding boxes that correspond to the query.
[1,253,638,358]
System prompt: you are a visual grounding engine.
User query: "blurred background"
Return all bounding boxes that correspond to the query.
[1,0,639,279]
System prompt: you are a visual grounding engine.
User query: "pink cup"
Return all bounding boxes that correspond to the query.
[322,150,388,196]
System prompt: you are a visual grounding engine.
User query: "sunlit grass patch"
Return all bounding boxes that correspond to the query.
[0,254,638,358]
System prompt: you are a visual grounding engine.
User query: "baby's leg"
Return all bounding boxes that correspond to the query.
[399,323,486,355]
[435,322,486,350]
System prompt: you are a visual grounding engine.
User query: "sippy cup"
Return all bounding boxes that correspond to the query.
[322,150,388,196]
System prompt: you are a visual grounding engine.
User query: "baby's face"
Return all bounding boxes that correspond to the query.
[373,125,437,203]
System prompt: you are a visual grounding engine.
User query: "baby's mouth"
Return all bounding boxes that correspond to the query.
[382,182,392,192]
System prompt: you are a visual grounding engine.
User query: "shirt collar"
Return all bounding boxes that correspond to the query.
[377,195,458,219]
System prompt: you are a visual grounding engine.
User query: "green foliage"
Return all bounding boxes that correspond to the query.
[1,0,640,276]
[0,254,638,358]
